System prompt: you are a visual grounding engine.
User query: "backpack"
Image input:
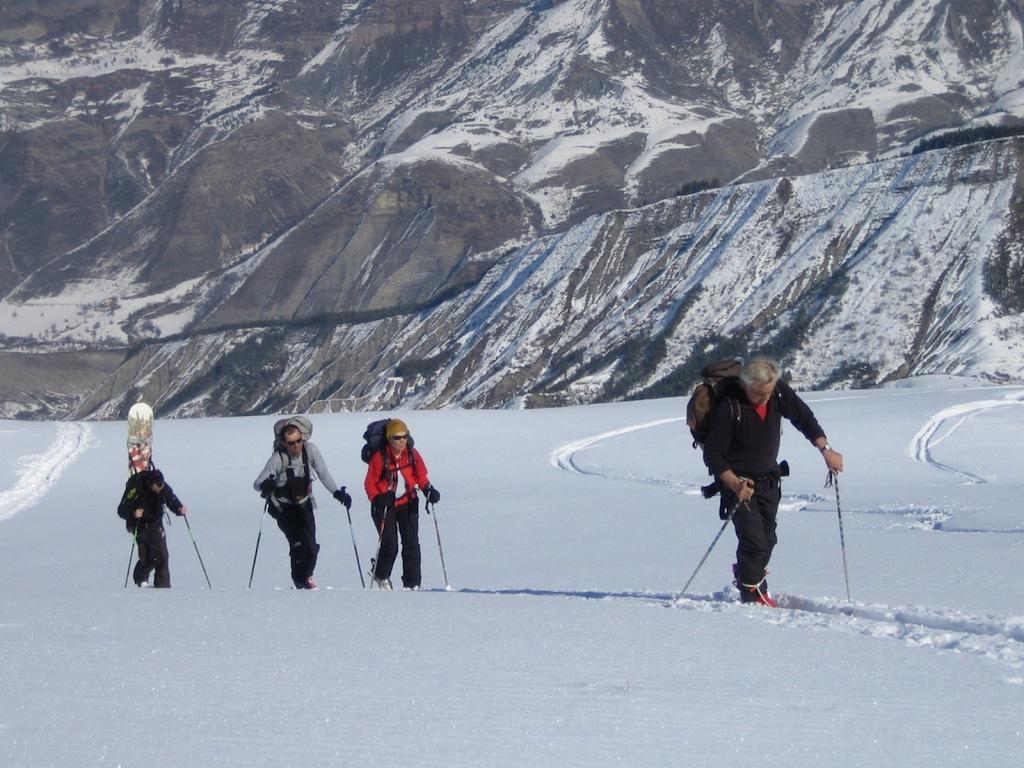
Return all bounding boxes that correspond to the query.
[361,418,415,463]
[685,359,742,448]
[117,475,140,521]
[272,417,313,503]
[273,416,313,451]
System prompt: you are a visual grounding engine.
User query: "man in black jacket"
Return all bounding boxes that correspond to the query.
[702,357,844,605]
[117,469,188,588]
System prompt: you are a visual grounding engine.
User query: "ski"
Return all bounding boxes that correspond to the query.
[127,402,154,475]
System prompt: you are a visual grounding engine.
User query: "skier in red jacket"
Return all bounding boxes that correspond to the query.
[364,419,440,590]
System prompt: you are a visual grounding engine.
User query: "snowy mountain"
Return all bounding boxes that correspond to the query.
[2,1,1024,418]
[1,383,1023,765]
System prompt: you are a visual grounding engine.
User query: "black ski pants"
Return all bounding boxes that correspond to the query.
[270,499,319,587]
[134,523,171,588]
[725,475,781,587]
[372,497,421,588]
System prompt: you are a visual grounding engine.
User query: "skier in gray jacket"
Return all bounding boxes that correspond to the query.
[253,422,351,589]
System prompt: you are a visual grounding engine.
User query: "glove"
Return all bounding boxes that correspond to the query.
[333,487,352,510]
[259,478,275,499]
[424,484,440,504]
[373,491,395,509]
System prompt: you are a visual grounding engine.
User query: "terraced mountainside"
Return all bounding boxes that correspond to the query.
[1,0,1023,417]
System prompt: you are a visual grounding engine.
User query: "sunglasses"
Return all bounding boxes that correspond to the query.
[389,434,409,441]
[284,438,303,446]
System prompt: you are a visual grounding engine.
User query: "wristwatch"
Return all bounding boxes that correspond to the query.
[820,443,832,453]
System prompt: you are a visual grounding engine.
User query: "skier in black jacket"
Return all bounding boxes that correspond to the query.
[702,357,844,606]
[117,469,188,588]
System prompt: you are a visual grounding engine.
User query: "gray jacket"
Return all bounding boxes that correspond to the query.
[253,441,340,509]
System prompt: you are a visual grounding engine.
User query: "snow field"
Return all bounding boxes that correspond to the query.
[1,383,1023,766]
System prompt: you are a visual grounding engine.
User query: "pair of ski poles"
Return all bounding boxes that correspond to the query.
[247,497,369,589]
[679,471,851,602]
[367,493,450,590]
[123,514,213,589]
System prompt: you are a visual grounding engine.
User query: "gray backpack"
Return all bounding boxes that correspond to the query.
[273,416,313,451]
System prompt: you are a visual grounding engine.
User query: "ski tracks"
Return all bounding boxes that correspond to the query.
[549,417,683,475]
[680,591,1024,673]
[0,423,93,522]
[454,585,1024,673]
[909,391,1024,482]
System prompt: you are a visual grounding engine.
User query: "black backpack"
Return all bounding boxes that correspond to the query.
[361,418,415,463]
[685,359,742,448]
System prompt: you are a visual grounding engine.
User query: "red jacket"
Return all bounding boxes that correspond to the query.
[364,446,429,506]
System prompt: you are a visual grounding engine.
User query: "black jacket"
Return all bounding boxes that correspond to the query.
[702,378,825,479]
[117,476,184,529]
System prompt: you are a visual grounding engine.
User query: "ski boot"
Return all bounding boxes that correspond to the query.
[734,565,779,607]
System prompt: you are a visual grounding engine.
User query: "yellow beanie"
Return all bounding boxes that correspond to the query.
[385,419,409,438]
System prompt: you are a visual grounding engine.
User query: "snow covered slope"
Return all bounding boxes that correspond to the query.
[0,380,1022,765]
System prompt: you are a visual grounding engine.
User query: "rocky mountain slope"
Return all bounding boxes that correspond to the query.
[1,0,1023,418]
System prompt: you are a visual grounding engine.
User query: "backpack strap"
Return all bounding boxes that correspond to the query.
[727,397,741,428]
[379,447,396,489]
[279,446,311,502]
[379,446,418,491]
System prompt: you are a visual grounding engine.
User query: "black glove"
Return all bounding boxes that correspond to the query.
[424,485,440,504]
[259,478,275,499]
[373,491,395,509]
[333,487,352,510]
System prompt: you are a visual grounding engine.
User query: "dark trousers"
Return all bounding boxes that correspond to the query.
[134,524,170,588]
[271,500,319,587]
[372,497,421,588]
[725,476,781,586]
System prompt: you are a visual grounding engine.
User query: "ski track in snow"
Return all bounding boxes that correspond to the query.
[0,423,92,522]
[910,391,1024,483]
[549,417,682,474]
[448,585,1024,670]
[549,416,826,506]
[549,414,1024,671]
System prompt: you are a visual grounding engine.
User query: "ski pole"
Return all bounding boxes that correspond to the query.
[123,533,137,588]
[369,505,390,589]
[343,502,366,589]
[679,500,743,597]
[826,472,852,602]
[183,515,213,589]
[248,501,268,589]
[427,501,450,590]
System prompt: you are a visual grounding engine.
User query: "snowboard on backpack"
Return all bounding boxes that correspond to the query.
[127,402,154,476]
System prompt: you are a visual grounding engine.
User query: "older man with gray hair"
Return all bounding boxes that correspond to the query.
[702,356,843,606]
